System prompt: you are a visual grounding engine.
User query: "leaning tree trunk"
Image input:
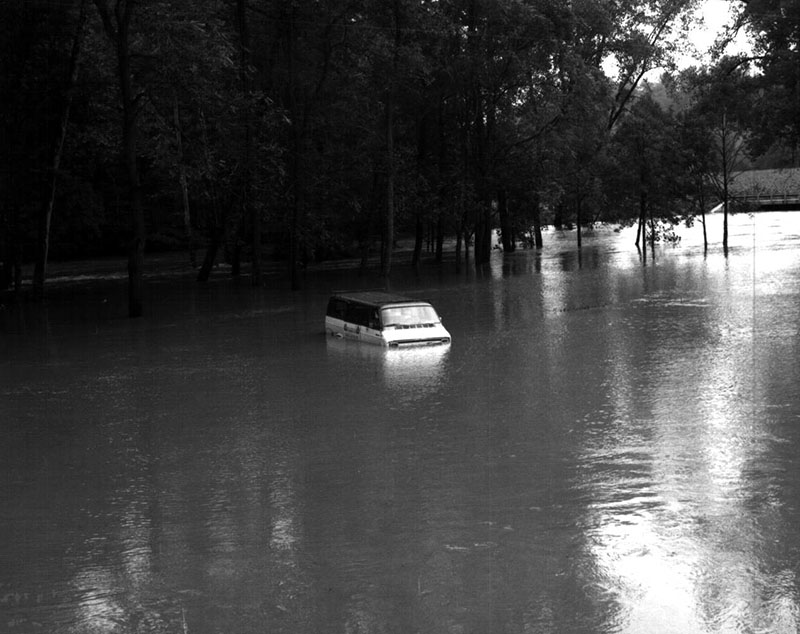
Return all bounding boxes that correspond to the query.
[173,95,195,267]
[33,0,86,300]
[699,187,708,253]
[382,92,395,281]
[721,112,730,255]
[636,188,646,249]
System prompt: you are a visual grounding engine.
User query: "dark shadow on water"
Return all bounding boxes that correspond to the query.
[557,246,604,272]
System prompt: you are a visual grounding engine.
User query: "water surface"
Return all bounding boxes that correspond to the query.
[2,213,800,634]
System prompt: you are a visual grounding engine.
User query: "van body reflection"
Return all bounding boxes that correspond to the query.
[326,336,449,400]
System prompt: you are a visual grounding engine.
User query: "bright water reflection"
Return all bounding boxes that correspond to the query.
[2,213,800,634]
[326,338,449,404]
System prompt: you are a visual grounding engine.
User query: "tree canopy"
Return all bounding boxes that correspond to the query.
[1,0,795,312]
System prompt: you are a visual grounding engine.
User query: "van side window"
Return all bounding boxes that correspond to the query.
[347,303,370,327]
[368,310,380,330]
[327,298,348,319]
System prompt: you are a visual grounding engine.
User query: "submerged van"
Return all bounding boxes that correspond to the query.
[325,291,451,347]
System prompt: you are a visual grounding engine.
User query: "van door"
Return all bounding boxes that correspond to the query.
[360,308,384,345]
[344,303,368,341]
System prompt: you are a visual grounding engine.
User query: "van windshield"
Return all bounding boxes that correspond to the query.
[381,305,439,327]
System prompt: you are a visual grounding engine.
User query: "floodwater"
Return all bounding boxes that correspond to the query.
[2,212,800,634]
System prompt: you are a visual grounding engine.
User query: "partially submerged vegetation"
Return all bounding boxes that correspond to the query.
[1,0,797,314]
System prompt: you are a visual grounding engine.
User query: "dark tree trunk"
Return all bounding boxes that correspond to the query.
[94,0,146,318]
[230,217,241,276]
[553,204,564,230]
[197,233,221,282]
[699,188,708,253]
[412,213,423,268]
[285,8,302,290]
[649,204,656,254]
[455,230,463,273]
[359,172,379,271]
[382,1,401,282]
[636,189,646,248]
[702,211,708,252]
[455,188,465,273]
[531,193,543,249]
[236,0,259,286]
[640,200,647,261]
[498,188,514,252]
[14,242,22,295]
[474,204,492,265]
[435,213,444,263]
[0,249,10,291]
[121,38,145,316]
[289,197,301,290]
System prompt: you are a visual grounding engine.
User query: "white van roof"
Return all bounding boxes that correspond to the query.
[330,291,429,307]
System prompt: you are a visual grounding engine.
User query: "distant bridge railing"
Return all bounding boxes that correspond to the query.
[731,193,800,208]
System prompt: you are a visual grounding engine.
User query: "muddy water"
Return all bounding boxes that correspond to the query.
[2,213,800,634]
